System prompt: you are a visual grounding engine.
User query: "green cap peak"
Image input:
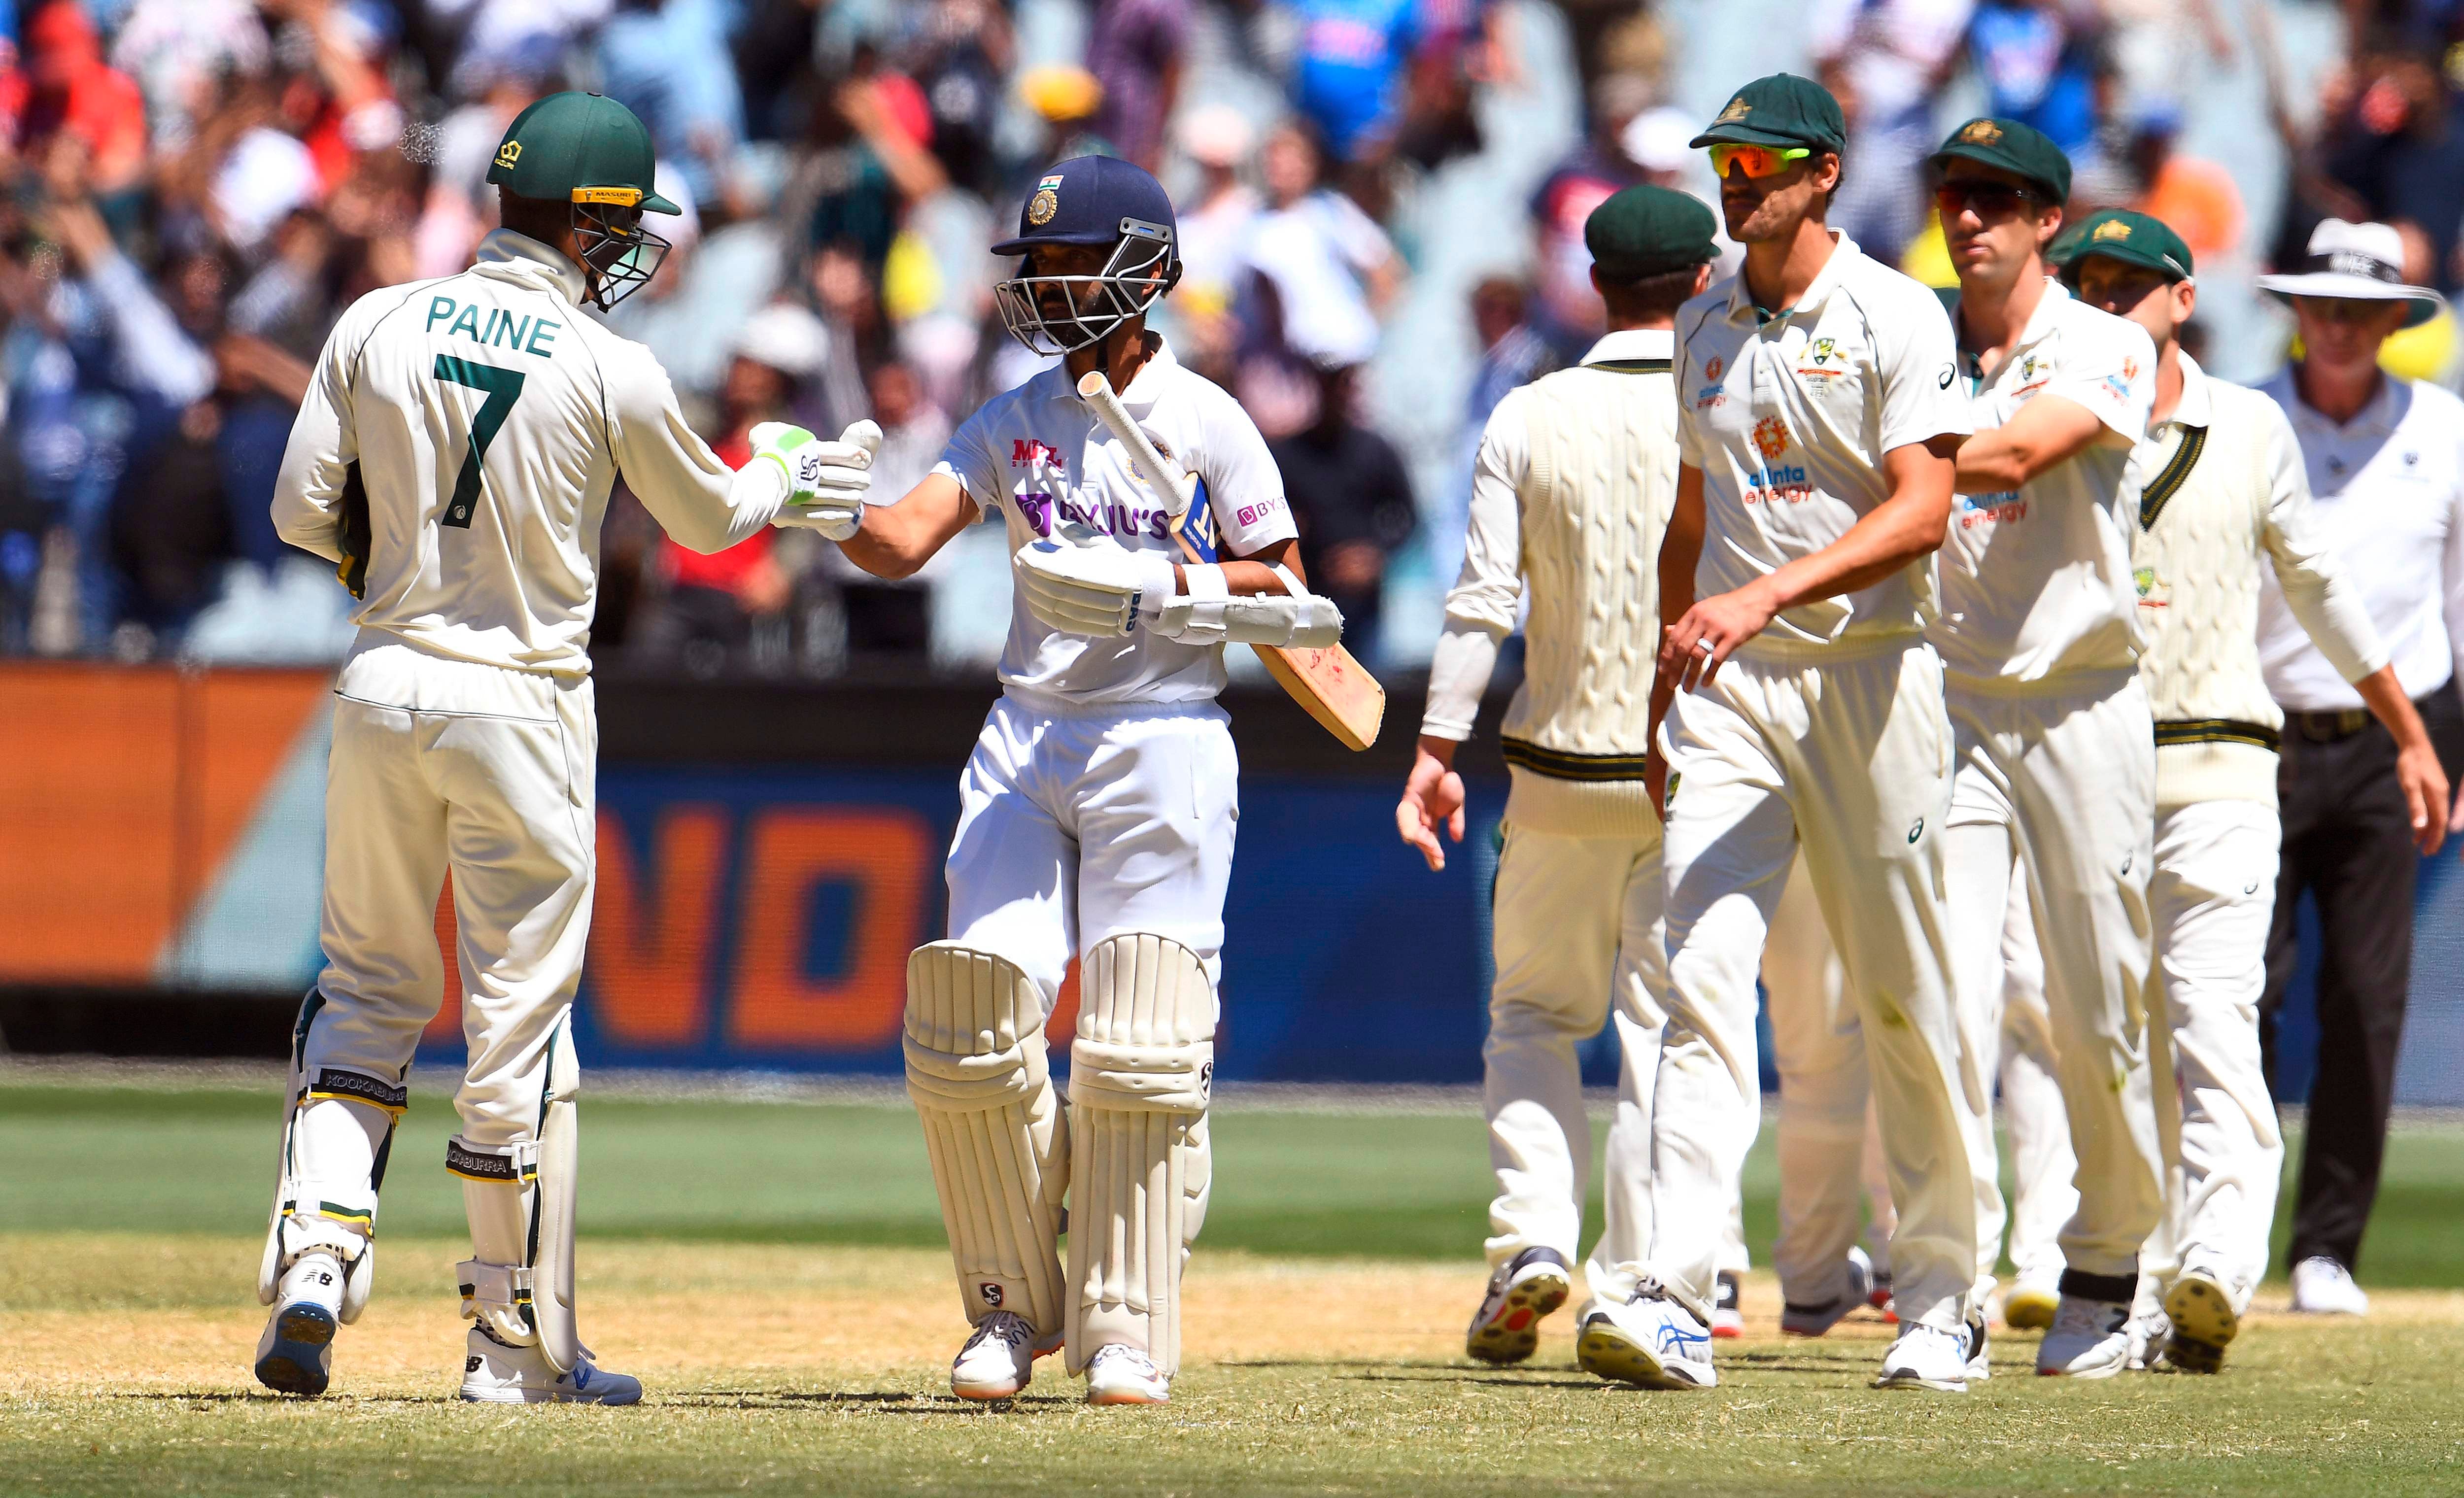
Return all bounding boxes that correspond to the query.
[2053,208,2195,283]
[487,91,681,214]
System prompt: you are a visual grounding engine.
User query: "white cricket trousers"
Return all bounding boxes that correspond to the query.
[1480,819,1749,1307]
[1944,675,2162,1294]
[300,637,596,1151]
[942,693,1238,1021]
[2142,799,2284,1311]
[1651,638,1974,1334]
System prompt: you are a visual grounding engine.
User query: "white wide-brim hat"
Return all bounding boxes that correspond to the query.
[2256,218,2446,328]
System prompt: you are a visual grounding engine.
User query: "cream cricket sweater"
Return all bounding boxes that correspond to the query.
[1425,330,1678,836]
[2129,355,2385,809]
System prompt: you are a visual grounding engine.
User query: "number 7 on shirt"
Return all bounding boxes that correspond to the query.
[434,355,527,529]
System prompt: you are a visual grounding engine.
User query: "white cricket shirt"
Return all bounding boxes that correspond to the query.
[2255,369,2464,711]
[1931,279,2156,686]
[933,336,1299,707]
[272,230,786,679]
[1676,232,1973,651]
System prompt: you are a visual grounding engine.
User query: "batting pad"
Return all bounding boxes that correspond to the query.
[449,1011,582,1370]
[904,942,1070,1339]
[258,1008,399,1327]
[1066,932,1217,1378]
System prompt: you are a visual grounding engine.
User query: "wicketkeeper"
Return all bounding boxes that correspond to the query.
[254,91,875,1401]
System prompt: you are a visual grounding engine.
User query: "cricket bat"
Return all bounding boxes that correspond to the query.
[1078,370,1386,750]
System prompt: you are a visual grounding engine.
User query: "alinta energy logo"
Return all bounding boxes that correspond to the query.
[1751,416,1790,462]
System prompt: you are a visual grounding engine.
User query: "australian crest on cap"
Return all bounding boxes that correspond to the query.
[1716,95,1752,123]
[2092,218,2132,242]
[1959,119,2002,145]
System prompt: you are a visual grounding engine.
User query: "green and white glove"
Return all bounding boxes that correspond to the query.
[755,419,880,541]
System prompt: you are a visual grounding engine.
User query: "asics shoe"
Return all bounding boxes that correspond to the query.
[1875,1322,1971,1392]
[1084,1343,1170,1405]
[1466,1247,1572,1365]
[458,1326,642,1405]
[1711,1271,1745,1340]
[1575,1288,1715,1389]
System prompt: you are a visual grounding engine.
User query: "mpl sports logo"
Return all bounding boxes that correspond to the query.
[1011,439,1066,470]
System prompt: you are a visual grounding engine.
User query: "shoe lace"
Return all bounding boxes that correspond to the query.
[2051,1296,2126,1337]
[965,1313,1031,1352]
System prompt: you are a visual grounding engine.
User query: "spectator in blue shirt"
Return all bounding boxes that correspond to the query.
[1289,0,1419,164]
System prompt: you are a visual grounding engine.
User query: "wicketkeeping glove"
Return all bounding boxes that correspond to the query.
[1013,532,1178,637]
[756,419,880,540]
[335,461,371,600]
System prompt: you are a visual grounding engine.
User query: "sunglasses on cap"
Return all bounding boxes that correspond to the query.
[1934,180,2051,221]
[1708,143,1811,180]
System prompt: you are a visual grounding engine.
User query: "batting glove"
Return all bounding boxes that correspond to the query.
[756,419,879,541]
[1013,532,1177,637]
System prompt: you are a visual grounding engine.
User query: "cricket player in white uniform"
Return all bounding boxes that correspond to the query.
[1396,187,1751,1372]
[254,93,877,1401]
[1926,118,2168,1378]
[1603,73,1982,1395]
[830,156,1341,1406]
[2062,209,2443,1371]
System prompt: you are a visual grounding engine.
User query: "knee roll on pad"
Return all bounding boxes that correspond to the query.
[258,1002,401,1326]
[905,942,1070,1338]
[1066,932,1217,1378]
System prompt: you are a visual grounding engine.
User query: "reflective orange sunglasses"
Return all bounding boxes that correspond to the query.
[1708,143,1812,179]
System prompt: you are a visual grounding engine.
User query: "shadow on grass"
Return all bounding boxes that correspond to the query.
[665,1390,1079,1414]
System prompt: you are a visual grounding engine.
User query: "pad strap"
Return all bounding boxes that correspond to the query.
[457,1258,535,1314]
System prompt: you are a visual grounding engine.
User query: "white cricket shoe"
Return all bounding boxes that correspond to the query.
[2001,1272,2061,1332]
[2125,1306,2170,1372]
[1965,1315,1991,1381]
[2291,1257,2369,1316]
[1874,1322,1971,1392]
[1711,1271,1745,1340]
[2160,1266,2237,1374]
[1466,1247,1572,1365]
[1083,1343,1169,1405]
[1574,1288,1715,1390]
[253,1252,346,1397]
[2035,1294,2132,1378]
[1780,1246,1874,1338]
[458,1327,643,1405]
[950,1311,1058,1400]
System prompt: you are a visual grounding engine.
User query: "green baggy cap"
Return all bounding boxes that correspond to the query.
[1690,73,1847,155]
[1586,185,1718,280]
[1928,116,2072,204]
[2053,208,2195,283]
[487,91,682,214]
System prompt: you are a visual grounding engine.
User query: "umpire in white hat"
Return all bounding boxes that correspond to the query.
[2252,218,2464,1317]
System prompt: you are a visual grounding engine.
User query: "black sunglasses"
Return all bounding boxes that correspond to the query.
[1934,181,2049,220]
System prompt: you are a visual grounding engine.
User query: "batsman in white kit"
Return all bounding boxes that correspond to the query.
[1394,186,1752,1373]
[254,92,877,1400]
[2061,209,2442,1371]
[1623,73,1983,1394]
[1929,118,2171,1378]
[829,156,1343,1405]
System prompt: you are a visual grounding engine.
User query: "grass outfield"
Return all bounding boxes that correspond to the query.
[5,1077,2464,1495]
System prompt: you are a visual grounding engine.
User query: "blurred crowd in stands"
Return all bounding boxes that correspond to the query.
[1,0,2461,677]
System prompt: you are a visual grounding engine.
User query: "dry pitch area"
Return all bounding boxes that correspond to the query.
[9,1235,2464,1497]
[5,1073,2463,1495]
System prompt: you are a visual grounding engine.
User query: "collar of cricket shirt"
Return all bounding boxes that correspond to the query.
[1959,275,2069,386]
[1581,327,1675,370]
[1109,333,1184,414]
[472,228,590,307]
[2167,349,2212,432]
[1726,229,1858,326]
[2284,363,2405,440]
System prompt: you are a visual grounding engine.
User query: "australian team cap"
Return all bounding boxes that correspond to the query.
[2053,208,2194,284]
[1689,73,1847,156]
[1929,116,2072,204]
[992,154,1177,256]
[1585,184,1718,279]
[487,91,682,214]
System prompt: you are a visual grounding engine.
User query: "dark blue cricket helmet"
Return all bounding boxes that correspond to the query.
[992,155,1182,356]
